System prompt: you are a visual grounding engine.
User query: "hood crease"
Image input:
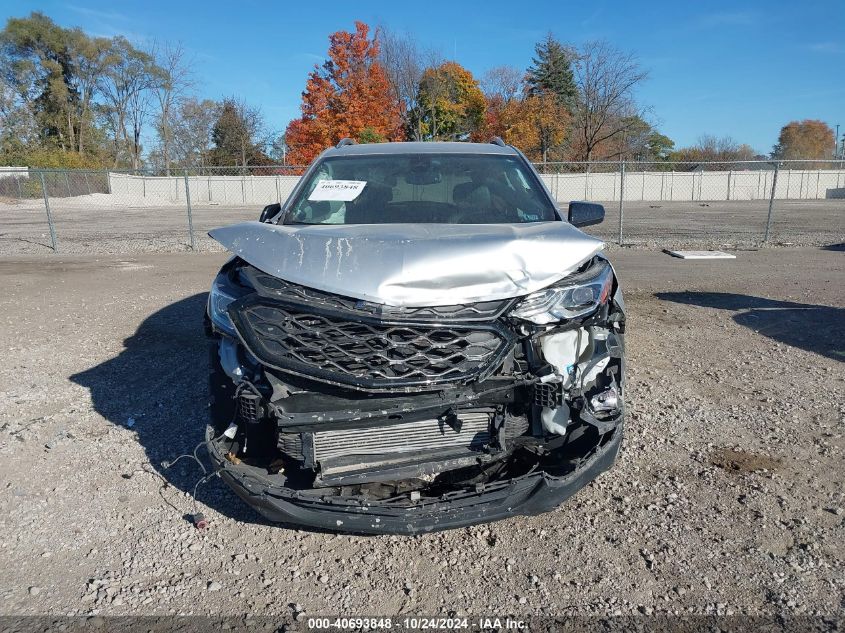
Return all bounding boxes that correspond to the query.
[209,221,604,307]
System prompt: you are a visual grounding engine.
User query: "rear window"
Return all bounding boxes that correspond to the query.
[284,153,558,224]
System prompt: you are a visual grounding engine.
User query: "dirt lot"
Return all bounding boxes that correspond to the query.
[0,247,842,620]
[0,197,842,255]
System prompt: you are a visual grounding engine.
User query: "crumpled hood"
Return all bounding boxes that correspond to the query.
[209,221,604,307]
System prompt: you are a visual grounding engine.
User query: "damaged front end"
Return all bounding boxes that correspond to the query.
[204,254,625,534]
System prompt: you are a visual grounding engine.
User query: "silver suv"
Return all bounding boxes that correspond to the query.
[204,139,625,534]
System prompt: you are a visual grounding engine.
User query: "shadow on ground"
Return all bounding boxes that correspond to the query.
[656,292,845,362]
[70,293,266,525]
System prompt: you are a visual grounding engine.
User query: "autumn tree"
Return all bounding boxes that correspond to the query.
[570,40,648,161]
[415,61,486,141]
[285,22,402,165]
[1,12,112,156]
[503,92,570,162]
[0,11,265,169]
[476,65,522,141]
[672,134,756,164]
[772,120,835,160]
[526,34,577,109]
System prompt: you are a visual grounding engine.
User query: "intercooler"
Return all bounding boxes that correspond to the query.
[310,411,492,485]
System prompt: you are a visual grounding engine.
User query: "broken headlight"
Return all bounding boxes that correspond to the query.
[208,274,240,336]
[511,259,613,324]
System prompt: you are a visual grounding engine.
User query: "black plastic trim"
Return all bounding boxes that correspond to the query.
[209,424,622,535]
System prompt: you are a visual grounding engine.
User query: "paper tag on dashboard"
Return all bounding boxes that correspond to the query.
[308,180,367,202]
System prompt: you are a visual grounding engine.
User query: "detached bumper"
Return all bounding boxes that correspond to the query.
[208,425,622,535]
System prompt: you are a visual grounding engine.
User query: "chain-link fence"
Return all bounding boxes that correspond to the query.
[0,161,842,255]
[0,165,304,254]
[534,159,845,246]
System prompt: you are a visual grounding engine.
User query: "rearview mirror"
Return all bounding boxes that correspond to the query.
[567,201,605,227]
[406,157,442,185]
[259,203,281,223]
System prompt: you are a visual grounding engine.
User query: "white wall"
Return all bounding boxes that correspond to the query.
[0,167,29,180]
[540,168,845,202]
[108,169,845,205]
[108,173,301,205]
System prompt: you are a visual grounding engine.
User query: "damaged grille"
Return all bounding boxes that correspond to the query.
[230,296,514,391]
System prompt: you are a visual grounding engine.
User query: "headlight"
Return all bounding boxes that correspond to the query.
[208,274,239,336]
[511,259,614,324]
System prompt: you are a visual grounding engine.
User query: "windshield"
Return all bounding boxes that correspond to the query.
[284,153,558,224]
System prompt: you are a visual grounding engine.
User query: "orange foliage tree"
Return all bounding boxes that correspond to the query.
[478,90,569,162]
[285,22,403,165]
[504,93,570,162]
[415,62,486,140]
[774,120,835,160]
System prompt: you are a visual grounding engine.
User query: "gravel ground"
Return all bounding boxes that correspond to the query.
[0,197,842,255]
[0,247,842,620]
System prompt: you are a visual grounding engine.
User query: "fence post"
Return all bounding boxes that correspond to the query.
[65,172,72,197]
[618,161,625,245]
[584,164,590,200]
[554,168,560,201]
[727,170,732,201]
[84,172,91,195]
[763,162,779,243]
[39,171,58,252]
[184,170,196,251]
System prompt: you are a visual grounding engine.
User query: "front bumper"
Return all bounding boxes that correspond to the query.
[207,423,622,535]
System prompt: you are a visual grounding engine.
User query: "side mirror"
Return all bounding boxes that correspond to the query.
[259,203,281,223]
[567,201,605,227]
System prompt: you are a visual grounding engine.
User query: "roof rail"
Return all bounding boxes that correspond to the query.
[489,137,507,147]
[336,138,357,148]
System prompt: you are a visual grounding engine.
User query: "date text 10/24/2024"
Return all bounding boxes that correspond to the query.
[307,617,528,630]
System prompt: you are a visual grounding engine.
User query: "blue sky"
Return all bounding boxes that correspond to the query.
[4,0,844,153]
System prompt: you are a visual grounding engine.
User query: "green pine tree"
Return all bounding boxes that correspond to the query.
[526,33,578,109]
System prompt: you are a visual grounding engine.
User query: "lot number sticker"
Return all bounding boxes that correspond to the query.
[308,180,367,202]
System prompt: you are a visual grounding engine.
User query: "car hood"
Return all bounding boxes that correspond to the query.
[209,221,604,307]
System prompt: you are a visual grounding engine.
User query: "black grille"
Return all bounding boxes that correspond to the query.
[241,266,513,322]
[230,297,514,391]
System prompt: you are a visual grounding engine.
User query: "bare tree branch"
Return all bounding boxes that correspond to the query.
[571,40,648,161]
